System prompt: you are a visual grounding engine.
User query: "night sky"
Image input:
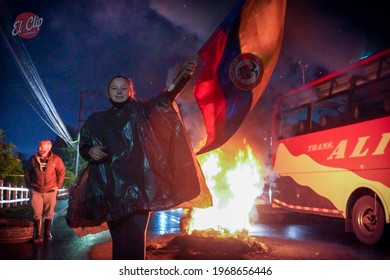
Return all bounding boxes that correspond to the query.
[1,0,389,158]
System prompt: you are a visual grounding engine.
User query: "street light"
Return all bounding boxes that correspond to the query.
[298,60,309,85]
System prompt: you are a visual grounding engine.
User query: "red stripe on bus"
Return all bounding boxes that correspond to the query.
[272,198,343,215]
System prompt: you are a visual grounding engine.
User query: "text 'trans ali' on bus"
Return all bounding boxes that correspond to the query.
[269,48,390,245]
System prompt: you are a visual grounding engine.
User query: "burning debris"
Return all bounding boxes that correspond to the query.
[145,143,268,260]
[147,231,268,260]
[89,231,268,260]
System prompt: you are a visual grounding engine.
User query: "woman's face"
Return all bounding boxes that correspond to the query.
[108,77,131,103]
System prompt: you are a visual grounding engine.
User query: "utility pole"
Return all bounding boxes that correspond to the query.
[74,90,105,176]
[75,91,87,177]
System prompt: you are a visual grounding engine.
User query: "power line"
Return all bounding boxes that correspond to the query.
[0,2,76,150]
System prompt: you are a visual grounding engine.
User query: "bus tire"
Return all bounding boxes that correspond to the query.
[352,195,385,245]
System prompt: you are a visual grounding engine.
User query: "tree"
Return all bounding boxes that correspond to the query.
[0,128,24,185]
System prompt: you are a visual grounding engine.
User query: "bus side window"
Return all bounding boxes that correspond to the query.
[354,93,390,121]
[277,106,309,138]
[281,124,294,138]
[353,79,390,121]
[354,105,360,121]
[320,115,328,127]
[384,95,390,115]
[280,119,297,138]
[297,120,306,134]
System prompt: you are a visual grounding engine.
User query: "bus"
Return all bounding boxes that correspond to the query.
[269,48,390,245]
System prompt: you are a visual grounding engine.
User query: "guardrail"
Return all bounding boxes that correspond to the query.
[0,180,68,208]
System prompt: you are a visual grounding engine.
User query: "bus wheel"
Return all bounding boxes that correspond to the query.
[352,195,385,245]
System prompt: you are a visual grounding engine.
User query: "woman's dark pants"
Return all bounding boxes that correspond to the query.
[107,211,151,260]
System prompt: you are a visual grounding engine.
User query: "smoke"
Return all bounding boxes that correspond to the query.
[149,0,236,43]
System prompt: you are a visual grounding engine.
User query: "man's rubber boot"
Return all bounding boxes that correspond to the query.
[44,219,53,241]
[33,219,43,243]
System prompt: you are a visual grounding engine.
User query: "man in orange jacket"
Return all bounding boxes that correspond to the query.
[24,140,65,243]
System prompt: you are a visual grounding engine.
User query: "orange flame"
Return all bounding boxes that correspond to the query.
[187,143,263,235]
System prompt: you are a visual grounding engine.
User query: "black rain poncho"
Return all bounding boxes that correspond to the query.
[66,92,212,235]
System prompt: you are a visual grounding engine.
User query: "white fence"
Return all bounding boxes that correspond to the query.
[0,180,68,209]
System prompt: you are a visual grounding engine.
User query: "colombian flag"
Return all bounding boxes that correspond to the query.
[194,0,286,154]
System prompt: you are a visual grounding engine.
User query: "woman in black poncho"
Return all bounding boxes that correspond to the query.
[72,61,212,260]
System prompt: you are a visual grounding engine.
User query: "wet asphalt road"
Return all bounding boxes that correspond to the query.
[0,199,183,260]
[0,199,389,260]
